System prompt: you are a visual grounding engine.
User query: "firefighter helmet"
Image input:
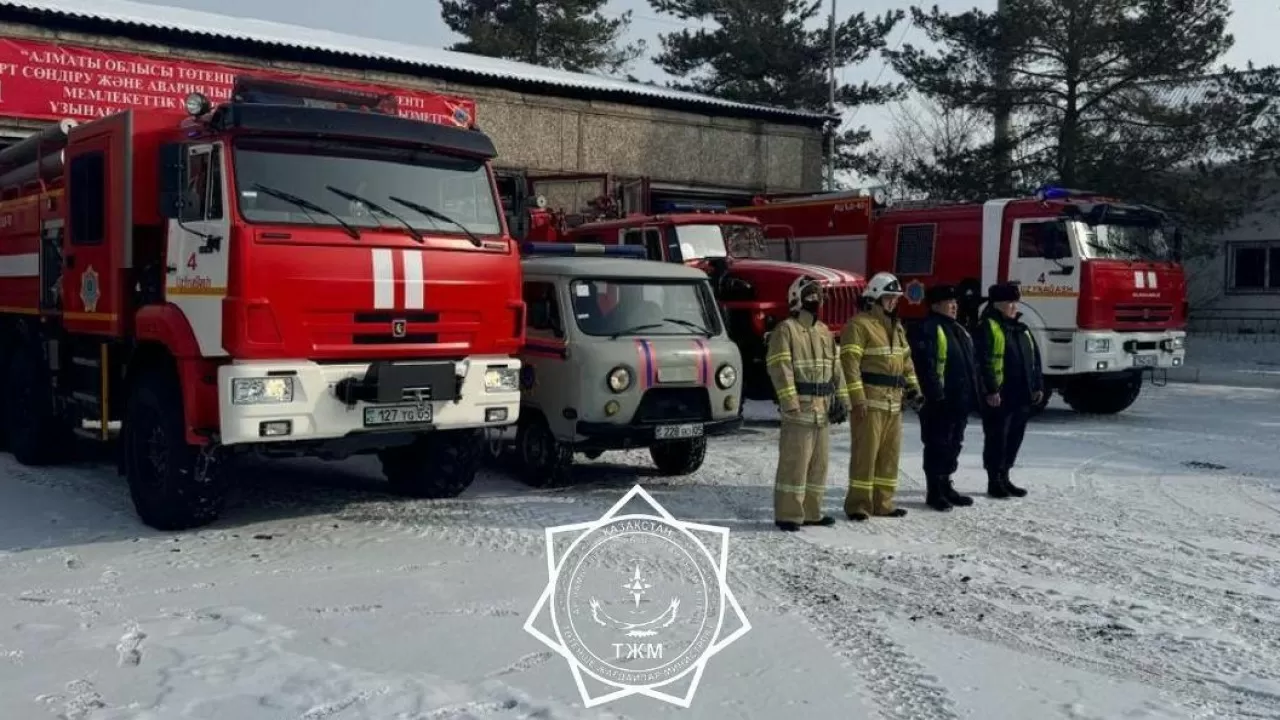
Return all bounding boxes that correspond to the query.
[787,275,823,313]
[863,272,904,300]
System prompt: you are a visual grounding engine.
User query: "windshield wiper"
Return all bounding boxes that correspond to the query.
[662,317,712,336]
[252,183,360,239]
[609,323,664,340]
[325,186,423,243]
[388,195,483,247]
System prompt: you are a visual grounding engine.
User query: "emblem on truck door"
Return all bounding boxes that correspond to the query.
[392,319,407,338]
[80,265,101,313]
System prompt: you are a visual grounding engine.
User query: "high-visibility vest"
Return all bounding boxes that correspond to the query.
[935,325,947,390]
[986,317,1034,387]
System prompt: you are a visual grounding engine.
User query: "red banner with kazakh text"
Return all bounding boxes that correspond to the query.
[0,38,476,127]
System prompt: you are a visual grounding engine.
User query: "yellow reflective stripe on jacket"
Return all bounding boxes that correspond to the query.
[987,317,1006,386]
[935,325,947,390]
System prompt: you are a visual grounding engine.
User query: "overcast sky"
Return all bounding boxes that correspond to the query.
[136,0,1280,155]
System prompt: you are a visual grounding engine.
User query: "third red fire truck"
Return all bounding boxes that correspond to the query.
[732,187,1189,414]
[0,77,524,530]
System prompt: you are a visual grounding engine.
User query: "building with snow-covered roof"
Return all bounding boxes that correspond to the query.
[0,0,831,234]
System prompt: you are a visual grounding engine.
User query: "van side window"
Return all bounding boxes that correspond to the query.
[523,281,562,336]
[69,151,106,246]
[894,224,935,275]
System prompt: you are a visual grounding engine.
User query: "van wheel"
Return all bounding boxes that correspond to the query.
[517,415,573,488]
[6,347,71,466]
[381,430,481,499]
[124,368,226,531]
[650,438,707,476]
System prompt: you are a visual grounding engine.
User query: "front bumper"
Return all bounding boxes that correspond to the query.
[217,356,521,446]
[1060,329,1187,375]
[574,416,743,451]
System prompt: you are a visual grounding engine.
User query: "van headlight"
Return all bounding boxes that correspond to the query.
[231,377,294,405]
[484,367,520,393]
[1085,338,1111,354]
[716,364,737,389]
[608,366,632,393]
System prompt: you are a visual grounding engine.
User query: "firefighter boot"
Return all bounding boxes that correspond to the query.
[987,469,1011,499]
[1002,470,1027,497]
[925,475,953,512]
[804,516,837,527]
[775,520,801,532]
[942,476,974,507]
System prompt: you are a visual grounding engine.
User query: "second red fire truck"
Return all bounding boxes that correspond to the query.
[0,77,524,530]
[732,187,1189,414]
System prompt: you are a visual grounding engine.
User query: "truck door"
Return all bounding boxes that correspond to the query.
[61,114,129,337]
[1008,217,1081,333]
[164,142,232,357]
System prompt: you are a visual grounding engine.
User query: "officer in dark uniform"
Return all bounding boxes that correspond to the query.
[974,282,1044,498]
[909,284,982,511]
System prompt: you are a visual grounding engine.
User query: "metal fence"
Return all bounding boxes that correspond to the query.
[1186,309,1280,336]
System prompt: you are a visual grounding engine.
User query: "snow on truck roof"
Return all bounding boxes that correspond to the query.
[0,0,830,125]
[522,256,710,281]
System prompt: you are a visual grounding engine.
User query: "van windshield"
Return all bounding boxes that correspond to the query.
[569,278,722,337]
[232,137,502,237]
[1076,222,1173,262]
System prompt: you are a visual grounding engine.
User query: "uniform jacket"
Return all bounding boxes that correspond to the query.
[838,304,921,414]
[973,307,1044,407]
[909,311,981,413]
[766,311,849,426]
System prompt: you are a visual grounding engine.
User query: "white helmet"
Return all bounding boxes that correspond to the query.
[863,272,904,301]
[787,275,823,313]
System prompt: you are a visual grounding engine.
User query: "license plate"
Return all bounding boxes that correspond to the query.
[655,423,703,439]
[1134,354,1157,367]
[363,403,433,427]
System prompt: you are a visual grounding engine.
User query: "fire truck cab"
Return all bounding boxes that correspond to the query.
[530,205,864,402]
[736,187,1188,414]
[0,77,523,530]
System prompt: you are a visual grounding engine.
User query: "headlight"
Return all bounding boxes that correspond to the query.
[484,367,519,393]
[716,364,738,389]
[607,366,632,393]
[1166,336,1185,351]
[1085,338,1111,354]
[231,377,294,405]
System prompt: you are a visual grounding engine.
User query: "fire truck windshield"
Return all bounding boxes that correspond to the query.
[232,137,502,238]
[569,278,722,338]
[673,223,768,260]
[1076,222,1174,262]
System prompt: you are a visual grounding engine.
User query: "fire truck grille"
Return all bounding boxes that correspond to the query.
[1114,303,1174,324]
[634,388,711,424]
[819,285,858,329]
[351,310,441,345]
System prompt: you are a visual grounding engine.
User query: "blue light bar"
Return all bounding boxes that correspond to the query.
[1034,185,1072,201]
[520,242,648,259]
[654,200,727,213]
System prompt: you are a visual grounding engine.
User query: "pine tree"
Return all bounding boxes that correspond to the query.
[885,0,1280,247]
[647,0,905,178]
[441,0,645,75]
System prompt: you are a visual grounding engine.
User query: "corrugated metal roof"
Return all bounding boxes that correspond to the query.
[0,0,830,123]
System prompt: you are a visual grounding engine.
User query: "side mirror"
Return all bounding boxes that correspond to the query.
[158,143,187,219]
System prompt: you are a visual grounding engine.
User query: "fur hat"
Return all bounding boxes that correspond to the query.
[987,282,1022,303]
[925,284,959,305]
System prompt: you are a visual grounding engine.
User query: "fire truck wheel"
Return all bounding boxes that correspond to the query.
[380,430,481,499]
[123,369,227,531]
[1063,373,1142,415]
[5,347,71,466]
[516,414,573,488]
[649,437,707,477]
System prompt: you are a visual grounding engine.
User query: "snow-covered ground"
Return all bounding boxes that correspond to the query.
[1173,334,1280,389]
[4,381,1280,720]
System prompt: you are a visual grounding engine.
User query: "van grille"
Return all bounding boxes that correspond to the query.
[634,388,711,424]
[819,285,859,330]
[1114,303,1173,324]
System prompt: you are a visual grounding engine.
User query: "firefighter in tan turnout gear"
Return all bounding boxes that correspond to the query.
[767,276,850,532]
[839,272,924,521]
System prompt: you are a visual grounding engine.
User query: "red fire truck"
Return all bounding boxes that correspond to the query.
[522,195,864,402]
[732,187,1189,414]
[0,77,524,530]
